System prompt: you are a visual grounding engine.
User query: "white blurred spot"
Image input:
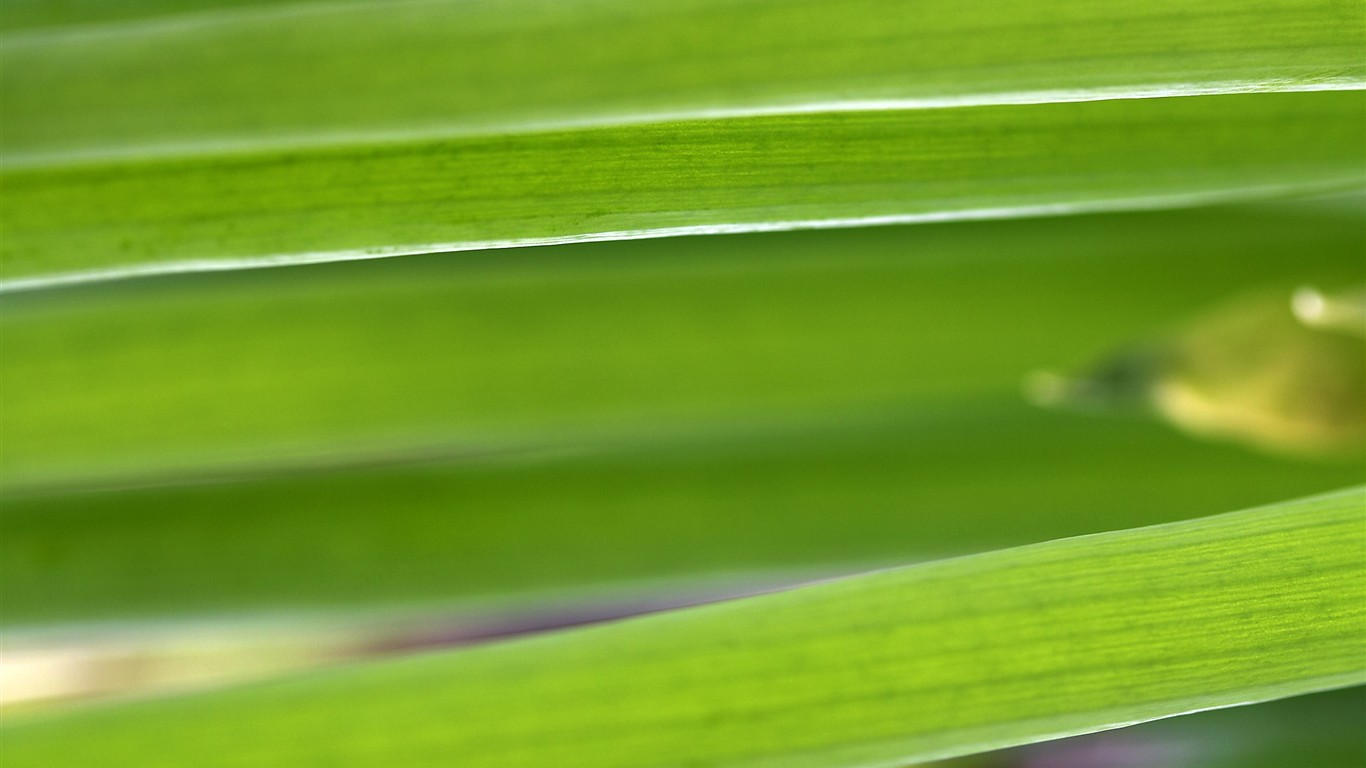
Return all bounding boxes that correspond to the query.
[0,647,90,708]
[1292,286,1327,325]
[1024,370,1071,407]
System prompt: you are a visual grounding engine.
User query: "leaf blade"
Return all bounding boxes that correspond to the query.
[5,487,1363,767]
[4,200,1361,489]
[6,0,1363,154]
[5,90,1364,285]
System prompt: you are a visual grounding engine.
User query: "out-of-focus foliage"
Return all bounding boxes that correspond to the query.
[1031,287,1366,458]
[3,202,1363,626]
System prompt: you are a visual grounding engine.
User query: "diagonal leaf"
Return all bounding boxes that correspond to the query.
[4,91,1363,287]
[957,686,1366,768]
[4,487,1362,767]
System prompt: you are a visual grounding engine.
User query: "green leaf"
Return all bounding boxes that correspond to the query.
[3,201,1361,627]
[6,0,1361,151]
[5,402,1361,627]
[5,91,1363,287]
[3,0,1363,286]
[5,487,1362,767]
[935,687,1366,768]
[1012,686,1366,768]
[0,0,288,32]
[4,200,1362,489]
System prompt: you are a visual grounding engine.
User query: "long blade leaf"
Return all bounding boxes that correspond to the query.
[4,0,1364,286]
[6,0,1361,154]
[4,487,1362,767]
[4,91,1363,287]
[4,201,1361,488]
[4,201,1361,627]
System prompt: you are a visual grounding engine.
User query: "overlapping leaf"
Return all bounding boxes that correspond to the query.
[4,488,1362,767]
[2,0,1363,285]
[3,202,1363,626]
